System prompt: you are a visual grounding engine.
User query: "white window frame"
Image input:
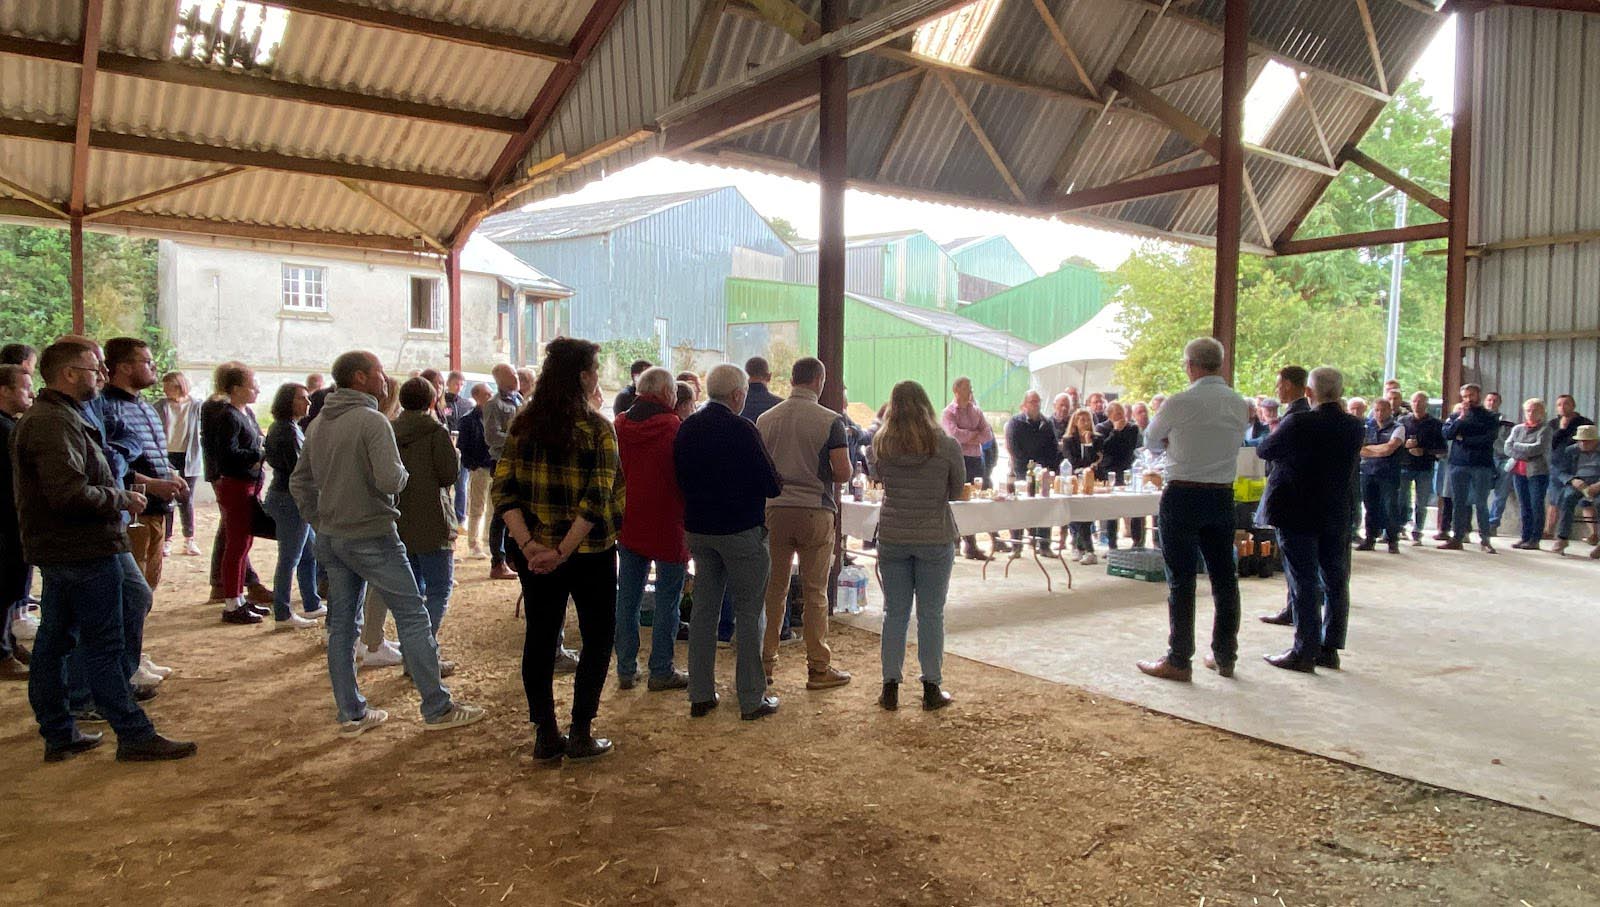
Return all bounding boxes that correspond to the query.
[409,275,443,333]
[281,263,327,311]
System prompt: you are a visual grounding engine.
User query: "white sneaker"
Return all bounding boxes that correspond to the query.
[12,610,38,642]
[301,604,329,619]
[1080,552,1098,566]
[359,640,404,668]
[275,612,319,630]
[339,708,389,738]
[468,547,487,560]
[161,542,171,557]
[423,703,486,731]
[140,653,174,678]
[183,538,202,556]
[131,665,165,688]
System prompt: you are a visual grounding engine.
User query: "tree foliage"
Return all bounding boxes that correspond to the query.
[0,225,173,371]
[765,216,808,246]
[1112,80,1450,401]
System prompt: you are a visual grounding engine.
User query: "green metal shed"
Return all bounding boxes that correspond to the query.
[957,264,1108,348]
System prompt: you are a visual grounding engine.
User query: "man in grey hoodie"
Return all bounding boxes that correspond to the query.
[290,351,485,738]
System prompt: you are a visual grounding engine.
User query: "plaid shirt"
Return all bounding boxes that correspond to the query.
[491,415,624,553]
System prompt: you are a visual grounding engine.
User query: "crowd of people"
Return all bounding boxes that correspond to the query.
[1,329,1593,764]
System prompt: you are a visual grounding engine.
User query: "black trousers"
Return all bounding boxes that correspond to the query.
[517,548,617,736]
[1157,485,1240,668]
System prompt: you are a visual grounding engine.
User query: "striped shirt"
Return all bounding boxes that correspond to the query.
[490,415,624,553]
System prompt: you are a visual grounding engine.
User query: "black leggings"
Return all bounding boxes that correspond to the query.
[517,548,617,737]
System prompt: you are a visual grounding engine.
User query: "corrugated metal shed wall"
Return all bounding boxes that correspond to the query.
[1467,7,1600,412]
[498,188,793,351]
[891,233,960,310]
[726,278,1030,409]
[959,265,1107,347]
[949,236,1038,289]
[795,245,888,299]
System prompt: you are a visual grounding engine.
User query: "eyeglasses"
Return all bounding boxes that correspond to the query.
[66,364,109,377]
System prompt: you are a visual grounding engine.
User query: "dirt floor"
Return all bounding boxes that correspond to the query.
[1,510,1597,906]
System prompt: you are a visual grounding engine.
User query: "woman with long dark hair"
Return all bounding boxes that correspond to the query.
[493,338,624,762]
[262,382,322,628]
[201,362,267,624]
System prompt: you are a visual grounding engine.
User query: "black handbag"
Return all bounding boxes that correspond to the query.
[249,495,278,540]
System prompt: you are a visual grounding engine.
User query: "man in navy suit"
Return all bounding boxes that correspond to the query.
[1255,367,1365,673]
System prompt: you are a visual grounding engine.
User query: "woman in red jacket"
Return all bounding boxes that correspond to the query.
[612,367,691,691]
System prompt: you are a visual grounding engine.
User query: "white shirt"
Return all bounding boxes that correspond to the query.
[1143,375,1250,484]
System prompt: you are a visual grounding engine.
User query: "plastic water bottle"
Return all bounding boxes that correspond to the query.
[837,565,868,613]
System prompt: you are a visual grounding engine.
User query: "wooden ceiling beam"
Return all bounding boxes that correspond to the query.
[69,0,104,217]
[1292,73,1338,167]
[1275,221,1450,255]
[337,179,448,253]
[1044,5,1165,196]
[0,35,525,133]
[84,166,250,220]
[675,0,731,101]
[1029,0,1100,98]
[1354,0,1391,96]
[1054,164,1220,212]
[0,174,65,217]
[740,0,824,42]
[261,0,572,62]
[873,48,1101,110]
[874,72,928,181]
[933,72,1028,203]
[0,117,485,193]
[1343,144,1451,218]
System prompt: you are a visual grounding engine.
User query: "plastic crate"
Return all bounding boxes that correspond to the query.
[1106,548,1166,583]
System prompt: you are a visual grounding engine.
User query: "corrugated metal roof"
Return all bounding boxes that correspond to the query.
[460,234,571,295]
[848,291,1038,365]
[479,186,724,242]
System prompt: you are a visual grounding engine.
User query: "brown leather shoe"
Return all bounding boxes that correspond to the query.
[806,666,852,690]
[1136,657,1192,682]
[490,563,518,581]
[1437,539,1464,550]
[0,656,27,680]
[1264,650,1317,673]
[1203,655,1234,678]
[1258,610,1293,626]
[246,583,274,606]
[207,585,225,604]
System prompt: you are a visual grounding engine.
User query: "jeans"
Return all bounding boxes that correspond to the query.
[453,466,469,524]
[1360,472,1401,543]
[488,511,509,566]
[1397,465,1435,536]
[66,551,150,713]
[317,531,452,723]
[1488,458,1513,527]
[1277,525,1350,658]
[165,454,197,539]
[614,545,686,680]
[1157,485,1239,669]
[407,549,455,637]
[263,489,320,621]
[1101,517,1146,548]
[687,528,770,713]
[877,542,953,685]
[0,544,22,662]
[1067,521,1094,553]
[515,548,616,737]
[1449,464,1497,541]
[1553,483,1596,538]
[32,555,156,746]
[1511,473,1550,545]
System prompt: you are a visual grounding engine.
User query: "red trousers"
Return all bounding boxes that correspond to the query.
[215,477,262,598]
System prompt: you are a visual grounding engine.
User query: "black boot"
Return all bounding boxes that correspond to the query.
[922,681,953,711]
[532,727,566,762]
[565,724,613,760]
[878,681,899,711]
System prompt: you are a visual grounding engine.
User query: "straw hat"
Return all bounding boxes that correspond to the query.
[1573,424,1599,442]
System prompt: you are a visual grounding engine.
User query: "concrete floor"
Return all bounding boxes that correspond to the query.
[838,532,1600,827]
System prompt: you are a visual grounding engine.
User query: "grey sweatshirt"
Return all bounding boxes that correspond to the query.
[1504,421,1552,476]
[869,435,966,546]
[290,388,409,538]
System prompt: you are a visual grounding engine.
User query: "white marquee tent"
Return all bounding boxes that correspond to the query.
[1028,302,1128,396]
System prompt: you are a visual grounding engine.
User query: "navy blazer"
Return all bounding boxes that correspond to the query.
[673,400,782,535]
[1256,401,1364,533]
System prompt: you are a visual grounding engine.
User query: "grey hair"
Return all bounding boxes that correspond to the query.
[705,363,748,403]
[1183,337,1225,373]
[1309,366,1343,403]
[636,366,676,401]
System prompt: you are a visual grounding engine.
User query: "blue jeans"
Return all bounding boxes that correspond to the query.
[317,531,452,723]
[453,466,469,524]
[1360,472,1401,543]
[1553,483,1595,538]
[1277,525,1350,658]
[1398,465,1435,536]
[66,550,149,713]
[32,555,156,746]
[877,542,954,684]
[1488,458,1513,526]
[263,489,320,621]
[686,528,770,713]
[1157,485,1239,669]
[614,545,686,680]
[1511,473,1549,545]
[1449,465,1497,541]
[407,549,454,637]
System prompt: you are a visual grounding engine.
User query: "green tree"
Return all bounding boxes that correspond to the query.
[1058,255,1100,273]
[765,216,808,246]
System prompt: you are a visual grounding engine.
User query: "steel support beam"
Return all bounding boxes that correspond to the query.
[446,244,463,372]
[1212,0,1249,382]
[70,215,86,333]
[1055,165,1220,212]
[1443,9,1477,405]
[69,0,103,329]
[1273,221,1450,255]
[262,0,572,62]
[817,0,847,416]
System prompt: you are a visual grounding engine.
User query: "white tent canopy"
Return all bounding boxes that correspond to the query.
[1029,302,1128,396]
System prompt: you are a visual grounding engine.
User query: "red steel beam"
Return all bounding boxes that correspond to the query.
[1443,8,1478,405]
[70,215,86,333]
[446,245,463,372]
[1211,0,1248,382]
[69,0,104,332]
[817,0,847,416]
[1273,221,1451,256]
[1055,165,1220,213]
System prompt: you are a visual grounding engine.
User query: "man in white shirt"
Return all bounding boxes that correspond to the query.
[1137,337,1250,682]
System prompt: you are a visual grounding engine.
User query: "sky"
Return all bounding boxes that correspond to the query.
[525,16,1458,276]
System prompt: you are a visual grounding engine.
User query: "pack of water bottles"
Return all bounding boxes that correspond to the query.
[835,564,870,613]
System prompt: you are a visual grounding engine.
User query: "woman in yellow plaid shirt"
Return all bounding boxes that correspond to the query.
[492,337,625,763]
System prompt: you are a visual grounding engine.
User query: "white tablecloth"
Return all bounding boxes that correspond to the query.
[841,491,1163,539]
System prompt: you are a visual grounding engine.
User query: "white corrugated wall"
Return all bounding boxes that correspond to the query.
[1467,6,1600,410]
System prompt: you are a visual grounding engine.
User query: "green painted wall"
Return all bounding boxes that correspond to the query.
[881,234,959,311]
[726,278,1030,411]
[958,264,1107,347]
[949,236,1037,288]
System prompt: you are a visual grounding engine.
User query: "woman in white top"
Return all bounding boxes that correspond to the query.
[154,371,203,557]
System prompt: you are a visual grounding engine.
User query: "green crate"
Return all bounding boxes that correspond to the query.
[1107,563,1165,583]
